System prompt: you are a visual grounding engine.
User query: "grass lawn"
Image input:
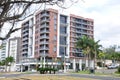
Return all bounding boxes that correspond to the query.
[78,70,90,74]
[1,75,98,80]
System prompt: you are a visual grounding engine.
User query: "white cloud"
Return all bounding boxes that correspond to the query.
[57,0,120,48]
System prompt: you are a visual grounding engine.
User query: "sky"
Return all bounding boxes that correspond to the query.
[53,0,120,48]
[10,0,120,48]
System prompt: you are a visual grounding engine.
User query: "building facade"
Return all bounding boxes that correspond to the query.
[0,41,7,61]
[8,37,21,71]
[20,8,94,71]
[20,17,35,71]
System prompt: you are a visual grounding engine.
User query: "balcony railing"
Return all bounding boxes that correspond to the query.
[40,41,49,44]
[40,30,49,33]
[40,35,49,39]
[41,18,50,23]
[40,24,49,28]
[39,47,49,50]
[41,13,49,17]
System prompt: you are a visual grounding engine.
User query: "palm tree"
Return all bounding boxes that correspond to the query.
[76,36,93,70]
[98,51,105,66]
[76,36,101,70]
[7,56,14,72]
[4,56,14,72]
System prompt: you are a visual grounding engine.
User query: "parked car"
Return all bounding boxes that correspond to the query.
[107,63,119,69]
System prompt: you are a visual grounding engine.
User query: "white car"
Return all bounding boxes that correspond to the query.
[107,63,119,69]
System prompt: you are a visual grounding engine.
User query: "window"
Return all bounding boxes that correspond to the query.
[60,15,67,24]
[60,26,66,34]
[60,36,66,45]
[59,46,66,56]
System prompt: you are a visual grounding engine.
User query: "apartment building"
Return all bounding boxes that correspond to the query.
[69,14,94,70]
[20,17,36,71]
[20,8,94,71]
[8,37,21,71]
[0,41,7,61]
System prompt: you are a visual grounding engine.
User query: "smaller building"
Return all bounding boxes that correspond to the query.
[8,37,21,71]
[0,41,7,61]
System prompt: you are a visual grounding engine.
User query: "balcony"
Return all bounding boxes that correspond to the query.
[41,13,49,17]
[40,24,49,28]
[81,31,87,35]
[23,32,29,36]
[22,37,29,41]
[41,18,50,23]
[76,30,82,34]
[22,41,28,45]
[22,29,29,33]
[40,30,49,33]
[22,51,28,54]
[40,35,49,39]
[40,41,49,44]
[39,47,49,50]
[75,26,83,29]
[39,53,49,57]
[22,46,28,50]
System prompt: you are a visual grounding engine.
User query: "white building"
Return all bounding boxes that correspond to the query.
[0,41,7,61]
[8,37,21,71]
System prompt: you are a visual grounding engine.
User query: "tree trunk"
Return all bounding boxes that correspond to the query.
[88,53,91,70]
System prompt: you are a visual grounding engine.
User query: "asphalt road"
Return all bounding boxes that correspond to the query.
[67,73,120,80]
[95,69,117,74]
[0,72,120,80]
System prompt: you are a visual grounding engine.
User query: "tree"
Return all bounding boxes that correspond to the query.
[0,0,79,41]
[76,36,101,70]
[76,36,92,69]
[1,56,14,72]
[104,45,118,62]
[98,52,105,66]
[0,60,5,66]
[6,56,14,72]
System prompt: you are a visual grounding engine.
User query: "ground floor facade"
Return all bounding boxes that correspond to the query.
[15,57,94,72]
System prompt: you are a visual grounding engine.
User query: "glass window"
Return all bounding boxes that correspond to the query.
[59,46,66,56]
[60,15,67,24]
[60,26,66,34]
[60,36,66,45]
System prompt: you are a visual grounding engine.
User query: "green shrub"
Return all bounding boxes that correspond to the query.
[38,67,58,74]
[116,66,120,74]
